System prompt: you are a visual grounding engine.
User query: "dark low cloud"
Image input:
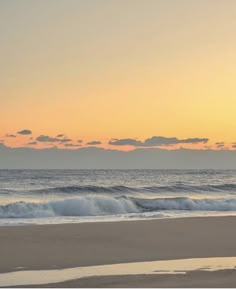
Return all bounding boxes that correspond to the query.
[77,140,83,143]
[216,142,225,148]
[36,135,60,142]
[109,136,209,147]
[5,134,16,138]
[28,141,37,145]
[232,144,236,149]
[59,138,72,143]
[64,143,82,147]
[144,136,208,146]
[86,141,102,145]
[17,129,32,135]
[36,135,71,143]
[56,134,64,138]
[109,138,143,146]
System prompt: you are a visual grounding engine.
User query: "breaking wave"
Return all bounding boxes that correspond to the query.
[1,196,236,218]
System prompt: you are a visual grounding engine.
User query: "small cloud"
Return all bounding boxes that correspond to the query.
[215,142,225,148]
[109,136,209,147]
[17,129,32,135]
[56,134,64,138]
[36,135,60,142]
[59,138,72,143]
[5,134,16,138]
[64,143,82,147]
[77,139,83,143]
[86,141,102,145]
[109,138,143,146]
[232,144,236,149]
[28,141,37,145]
[144,136,208,146]
[36,135,72,143]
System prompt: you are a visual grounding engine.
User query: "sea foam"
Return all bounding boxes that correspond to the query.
[1,196,236,218]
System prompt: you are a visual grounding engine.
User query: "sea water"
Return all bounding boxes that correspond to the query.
[0,169,236,225]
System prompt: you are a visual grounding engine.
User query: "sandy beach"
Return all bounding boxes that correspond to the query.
[1,216,236,287]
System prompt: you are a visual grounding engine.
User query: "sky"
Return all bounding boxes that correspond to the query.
[1,0,236,167]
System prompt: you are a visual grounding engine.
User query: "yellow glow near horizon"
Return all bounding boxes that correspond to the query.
[1,0,236,149]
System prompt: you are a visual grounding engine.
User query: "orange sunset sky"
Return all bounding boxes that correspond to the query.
[1,0,236,151]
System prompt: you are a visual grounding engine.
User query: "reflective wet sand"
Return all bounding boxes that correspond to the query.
[1,257,236,287]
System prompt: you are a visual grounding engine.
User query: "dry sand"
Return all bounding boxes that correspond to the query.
[1,216,236,287]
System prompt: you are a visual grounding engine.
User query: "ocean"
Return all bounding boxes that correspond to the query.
[0,169,236,225]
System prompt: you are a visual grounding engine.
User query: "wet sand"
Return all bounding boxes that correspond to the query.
[1,216,236,287]
[36,270,236,288]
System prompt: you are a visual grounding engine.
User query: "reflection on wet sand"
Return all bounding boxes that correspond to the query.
[1,256,236,287]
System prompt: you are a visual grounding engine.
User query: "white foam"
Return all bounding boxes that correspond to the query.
[0,196,138,218]
[1,195,236,219]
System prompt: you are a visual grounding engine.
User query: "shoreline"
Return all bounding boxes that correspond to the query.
[1,216,236,272]
[36,269,236,288]
[1,216,236,286]
[2,256,236,287]
[2,211,236,227]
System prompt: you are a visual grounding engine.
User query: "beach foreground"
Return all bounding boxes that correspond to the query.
[1,217,236,287]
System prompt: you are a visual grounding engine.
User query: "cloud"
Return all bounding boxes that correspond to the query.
[109,138,143,146]
[36,135,60,142]
[17,129,32,135]
[64,143,82,147]
[36,135,71,143]
[59,138,72,143]
[77,140,83,143]
[215,142,225,148]
[109,136,209,147]
[28,141,37,145]
[86,141,102,145]
[232,144,236,149]
[56,134,64,138]
[5,134,16,138]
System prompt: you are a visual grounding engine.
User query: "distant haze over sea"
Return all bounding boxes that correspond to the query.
[0,144,236,169]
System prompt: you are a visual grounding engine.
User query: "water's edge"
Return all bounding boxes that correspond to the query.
[1,257,236,287]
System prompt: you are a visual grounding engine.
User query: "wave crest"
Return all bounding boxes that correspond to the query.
[30,183,236,195]
[0,196,138,218]
[1,195,236,218]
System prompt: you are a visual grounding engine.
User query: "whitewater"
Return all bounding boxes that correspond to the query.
[0,169,236,225]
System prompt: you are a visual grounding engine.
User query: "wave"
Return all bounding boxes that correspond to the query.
[33,185,136,195]
[142,183,236,193]
[132,197,236,211]
[27,183,236,195]
[1,196,236,218]
[0,196,138,218]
